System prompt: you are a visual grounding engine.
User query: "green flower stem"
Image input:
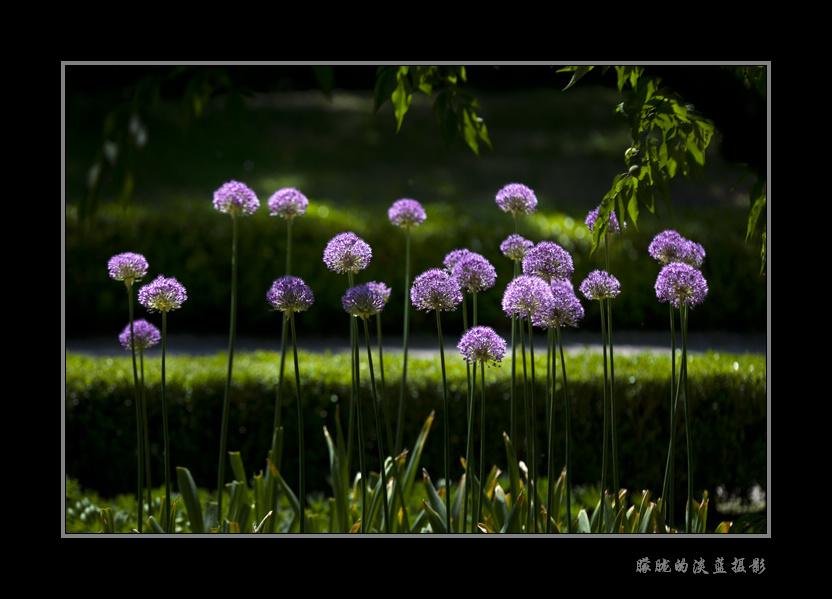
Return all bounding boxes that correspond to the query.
[395,227,412,456]
[289,311,307,534]
[461,294,473,532]
[161,310,172,533]
[347,272,357,481]
[556,326,573,533]
[660,305,678,527]
[140,349,152,510]
[598,298,609,533]
[528,318,538,533]
[362,317,390,533]
[546,328,557,534]
[126,285,144,533]
[476,361,486,533]
[217,214,239,528]
[607,294,619,511]
[509,217,520,456]
[435,308,452,533]
[681,305,693,532]
[518,315,531,533]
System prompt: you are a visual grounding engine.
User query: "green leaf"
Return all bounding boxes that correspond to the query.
[422,499,447,534]
[576,509,591,533]
[175,467,204,534]
[502,432,522,510]
[422,468,447,526]
[500,488,526,534]
[558,66,595,91]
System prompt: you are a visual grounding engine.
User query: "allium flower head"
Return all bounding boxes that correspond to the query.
[367,281,392,305]
[585,205,624,234]
[411,268,462,312]
[267,276,315,315]
[496,183,538,216]
[579,270,621,301]
[213,180,260,216]
[532,280,584,329]
[443,248,471,272]
[522,241,574,283]
[502,275,555,321]
[655,262,708,309]
[452,252,497,294]
[649,230,706,268]
[108,252,148,286]
[119,318,161,351]
[138,275,188,313]
[323,232,372,274]
[682,240,706,268]
[500,234,534,262]
[458,326,507,368]
[388,198,427,228]
[268,187,308,220]
[342,283,386,319]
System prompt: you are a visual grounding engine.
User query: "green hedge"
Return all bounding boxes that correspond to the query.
[65,347,767,514]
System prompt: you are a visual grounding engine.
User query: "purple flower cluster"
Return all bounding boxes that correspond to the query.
[458,325,507,368]
[388,198,427,228]
[342,282,387,319]
[119,318,161,351]
[585,205,624,234]
[648,230,705,268]
[443,248,471,272]
[495,183,538,216]
[367,281,392,305]
[452,252,497,294]
[213,180,260,216]
[138,275,188,313]
[411,268,462,312]
[108,252,149,285]
[267,275,315,314]
[500,234,534,262]
[268,187,308,220]
[655,262,709,309]
[502,275,554,321]
[522,241,574,283]
[533,279,585,329]
[323,232,372,274]
[579,270,621,301]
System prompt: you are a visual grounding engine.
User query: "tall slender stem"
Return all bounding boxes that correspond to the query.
[140,350,152,509]
[289,312,306,534]
[661,304,677,527]
[607,293,619,510]
[546,327,557,534]
[598,298,609,533]
[557,327,572,533]
[161,310,171,533]
[363,317,390,533]
[395,228,412,455]
[477,362,486,533]
[436,309,452,533]
[127,287,143,532]
[217,214,238,527]
[518,315,530,533]
[681,305,693,532]
[528,320,538,533]
[464,357,476,533]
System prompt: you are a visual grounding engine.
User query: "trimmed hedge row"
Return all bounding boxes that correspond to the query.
[65,347,767,512]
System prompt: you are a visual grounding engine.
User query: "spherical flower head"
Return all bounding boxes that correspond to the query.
[496,183,538,216]
[138,275,188,313]
[532,280,584,329]
[452,252,497,294]
[342,283,386,319]
[443,248,471,272]
[585,205,624,234]
[500,234,534,262]
[213,180,260,217]
[655,262,708,309]
[119,318,161,351]
[323,232,372,274]
[522,241,574,283]
[681,240,706,269]
[648,230,686,264]
[367,281,392,305]
[108,252,148,287]
[411,268,462,312]
[458,326,507,368]
[267,275,315,315]
[268,187,308,220]
[579,270,621,301]
[502,275,555,321]
[388,198,427,229]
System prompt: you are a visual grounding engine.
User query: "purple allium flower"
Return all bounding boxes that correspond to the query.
[682,240,706,269]
[213,180,260,216]
[138,275,188,313]
[388,198,427,228]
[267,275,315,315]
[323,232,372,274]
[649,230,706,268]
[268,187,308,220]
[443,248,471,272]
[452,252,497,294]
[532,280,584,329]
[522,241,574,283]
[579,270,621,301]
[496,183,538,216]
[502,275,555,321]
[367,281,392,305]
[655,263,708,309]
[458,326,507,368]
[585,205,624,234]
[342,283,386,319]
[108,252,149,286]
[411,268,463,312]
[119,318,161,351]
[500,234,534,262]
